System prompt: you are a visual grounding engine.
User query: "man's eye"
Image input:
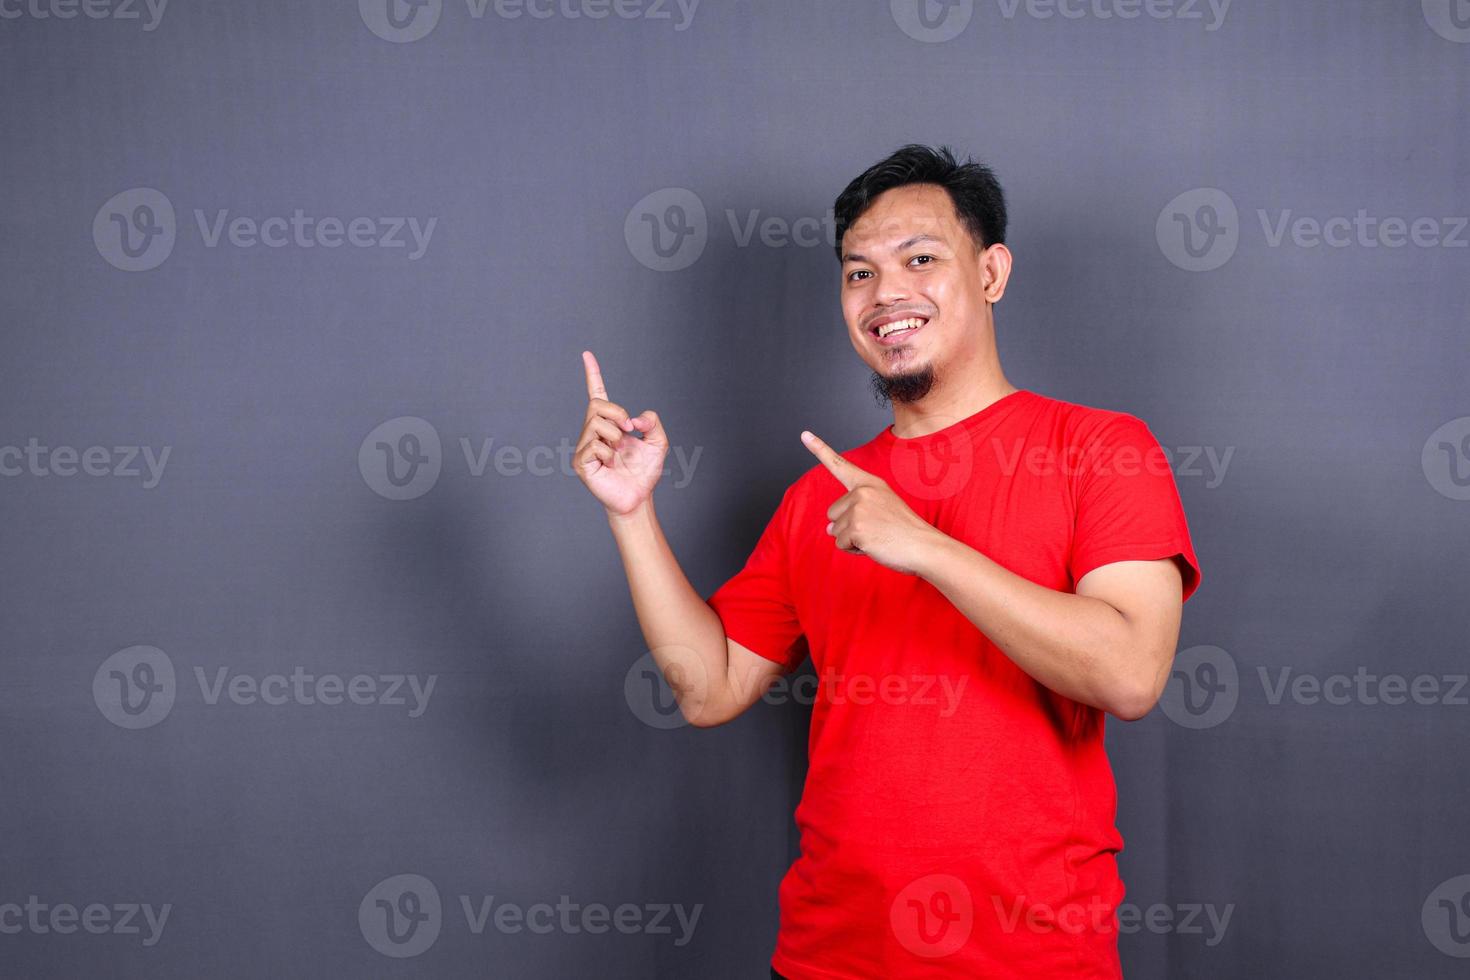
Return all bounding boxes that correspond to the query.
[910,255,934,267]
[847,270,872,282]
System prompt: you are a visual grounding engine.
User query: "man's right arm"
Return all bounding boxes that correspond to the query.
[606,501,788,728]
[572,350,786,728]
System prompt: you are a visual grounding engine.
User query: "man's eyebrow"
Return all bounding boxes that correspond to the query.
[898,233,944,250]
[841,233,945,264]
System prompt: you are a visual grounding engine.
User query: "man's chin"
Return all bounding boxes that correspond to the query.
[870,362,937,406]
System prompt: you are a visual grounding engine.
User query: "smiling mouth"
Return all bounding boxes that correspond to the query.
[870,316,928,345]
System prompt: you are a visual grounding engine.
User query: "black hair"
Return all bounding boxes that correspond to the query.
[832,144,1007,261]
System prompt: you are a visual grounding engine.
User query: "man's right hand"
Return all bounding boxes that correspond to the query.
[575,350,788,727]
[574,350,669,517]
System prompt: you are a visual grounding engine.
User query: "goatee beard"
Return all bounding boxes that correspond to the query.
[870,363,937,406]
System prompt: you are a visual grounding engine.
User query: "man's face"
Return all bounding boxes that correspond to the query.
[839,184,989,403]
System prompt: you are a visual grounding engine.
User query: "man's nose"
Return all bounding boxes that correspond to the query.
[872,272,910,307]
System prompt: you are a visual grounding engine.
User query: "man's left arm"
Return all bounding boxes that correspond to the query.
[800,425,1196,721]
[914,538,1183,721]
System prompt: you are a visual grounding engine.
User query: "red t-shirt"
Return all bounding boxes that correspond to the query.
[707,388,1201,979]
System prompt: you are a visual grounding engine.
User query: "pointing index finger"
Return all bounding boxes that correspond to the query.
[582,350,608,401]
[801,430,860,491]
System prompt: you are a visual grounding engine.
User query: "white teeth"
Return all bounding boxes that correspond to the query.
[876,317,926,338]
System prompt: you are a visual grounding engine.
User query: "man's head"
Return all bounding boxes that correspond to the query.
[832,145,1011,406]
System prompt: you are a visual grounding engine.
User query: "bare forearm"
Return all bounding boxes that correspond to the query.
[606,500,734,721]
[911,529,1154,718]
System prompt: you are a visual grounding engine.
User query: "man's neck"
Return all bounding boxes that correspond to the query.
[889,365,1018,439]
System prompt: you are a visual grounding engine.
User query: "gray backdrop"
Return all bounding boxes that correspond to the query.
[2,0,1468,977]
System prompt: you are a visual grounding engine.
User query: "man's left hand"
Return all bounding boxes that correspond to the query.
[801,430,943,577]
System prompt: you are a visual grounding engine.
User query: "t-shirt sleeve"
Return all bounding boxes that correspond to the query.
[706,483,807,670]
[1069,415,1202,602]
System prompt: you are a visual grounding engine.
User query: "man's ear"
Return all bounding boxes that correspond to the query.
[980,243,1013,304]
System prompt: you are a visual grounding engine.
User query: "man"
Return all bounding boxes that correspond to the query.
[574,145,1201,978]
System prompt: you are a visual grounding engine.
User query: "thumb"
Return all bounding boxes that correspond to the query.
[632,409,669,449]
